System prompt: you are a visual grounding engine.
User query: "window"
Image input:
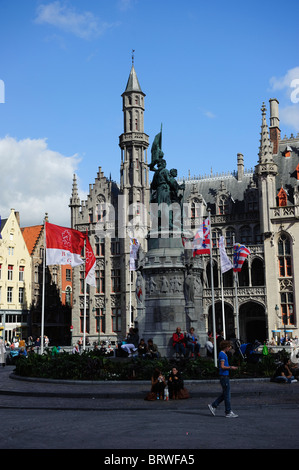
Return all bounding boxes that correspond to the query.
[280,293,294,325]
[8,265,13,281]
[19,287,24,304]
[212,229,221,248]
[80,271,85,294]
[66,269,71,281]
[80,309,90,334]
[278,234,292,277]
[225,228,235,247]
[95,308,105,334]
[111,269,121,293]
[0,264,2,280]
[240,226,252,245]
[111,308,121,332]
[96,270,105,294]
[111,239,120,255]
[65,286,72,306]
[218,195,229,215]
[7,287,13,303]
[8,247,14,256]
[19,266,24,281]
[95,237,105,257]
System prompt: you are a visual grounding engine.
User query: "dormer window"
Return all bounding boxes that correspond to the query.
[283,146,292,158]
[218,195,229,215]
[277,187,287,207]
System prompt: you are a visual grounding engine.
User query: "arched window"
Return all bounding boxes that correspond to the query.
[240,225,252,245]
[278,233,292,277]
[65,286,72,306]
[225,228,235,247]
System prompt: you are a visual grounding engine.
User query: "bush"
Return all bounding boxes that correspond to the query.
[13,349,282,381]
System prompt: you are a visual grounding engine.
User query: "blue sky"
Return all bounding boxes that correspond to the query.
[1,0,299,226]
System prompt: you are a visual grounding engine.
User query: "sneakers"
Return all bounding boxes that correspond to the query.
[225,411,238,418]
[208,404,216,416]
[291,379,298,383]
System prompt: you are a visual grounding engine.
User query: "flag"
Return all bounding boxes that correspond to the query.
[84,234,96,287]
[45,222,85,267]
[193,218,211,256]
[219,236,233,273]
[181,235,193,249]
[129,237,140,271]
[233,243,251,272]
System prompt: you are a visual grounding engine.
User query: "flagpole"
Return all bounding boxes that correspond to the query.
[220,272,226,340]
[41,215,47,355]
[83,238,87,351]
[129,262,132,327]
[208,210,217,367]
[232,235,240,340]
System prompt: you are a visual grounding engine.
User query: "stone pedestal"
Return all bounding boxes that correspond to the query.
[136,231,205,358]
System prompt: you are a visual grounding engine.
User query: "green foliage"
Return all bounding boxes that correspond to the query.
[14,350,281,381]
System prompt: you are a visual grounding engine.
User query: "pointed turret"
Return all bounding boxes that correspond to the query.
[124,64,143,93]
[255,103,278,235]
[69,174,81,228]
[258,103,274,164]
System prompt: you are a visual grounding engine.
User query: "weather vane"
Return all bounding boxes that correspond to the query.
[132,49,135,65]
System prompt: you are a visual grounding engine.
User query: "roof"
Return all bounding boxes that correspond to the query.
[21,225,43,255]
[0,217,7,237]
[124,65,143,93]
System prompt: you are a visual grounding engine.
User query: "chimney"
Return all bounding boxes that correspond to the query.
[269,98,280,154]
[237,153,244,181]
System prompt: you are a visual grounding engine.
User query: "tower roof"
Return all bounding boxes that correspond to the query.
[124,65,143,93]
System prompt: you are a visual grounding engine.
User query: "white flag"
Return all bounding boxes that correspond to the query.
[219,236,233,274]
[129,237,140,271]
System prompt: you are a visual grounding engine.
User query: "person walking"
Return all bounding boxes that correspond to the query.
[208,340,238,418]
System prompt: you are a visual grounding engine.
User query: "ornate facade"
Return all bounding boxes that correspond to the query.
[70,65,299,347]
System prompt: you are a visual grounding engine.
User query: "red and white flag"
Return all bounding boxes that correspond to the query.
[85,234,96,287]
[45,222,85,267]
[233,243,251,272]
[45,222,96,286]
[193,218,211,256]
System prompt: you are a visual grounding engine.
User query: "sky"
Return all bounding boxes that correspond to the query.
[1,0,299,227]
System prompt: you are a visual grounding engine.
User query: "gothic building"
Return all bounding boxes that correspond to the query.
[70,65,299,347]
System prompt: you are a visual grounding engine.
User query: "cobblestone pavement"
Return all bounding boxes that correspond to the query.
[0,366,298,450]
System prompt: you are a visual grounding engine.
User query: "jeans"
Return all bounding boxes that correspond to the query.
[212,376,231,414]
[174,343,186,355]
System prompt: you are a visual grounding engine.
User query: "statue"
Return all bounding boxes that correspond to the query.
[149,127,185,232]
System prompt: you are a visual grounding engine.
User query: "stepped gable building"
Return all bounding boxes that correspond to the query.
[0,209,31,342]
[70,63,299,348]
[21,222,73,345]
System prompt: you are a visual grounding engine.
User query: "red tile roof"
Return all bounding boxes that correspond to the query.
[21,225,43,255]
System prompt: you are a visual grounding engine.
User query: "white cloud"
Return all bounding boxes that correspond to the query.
[35,1,117,40]
[269,67,299,93]
[0,136,83,227]
[269,67,299,131]
[204,110,216,119]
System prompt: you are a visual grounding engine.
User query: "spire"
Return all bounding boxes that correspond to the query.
[124,64,143,93]
[258,102,274,164]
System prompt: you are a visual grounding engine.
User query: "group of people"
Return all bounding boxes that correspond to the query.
[148,366,188,400]
[121,328,160,359]
[172,327,201,358]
